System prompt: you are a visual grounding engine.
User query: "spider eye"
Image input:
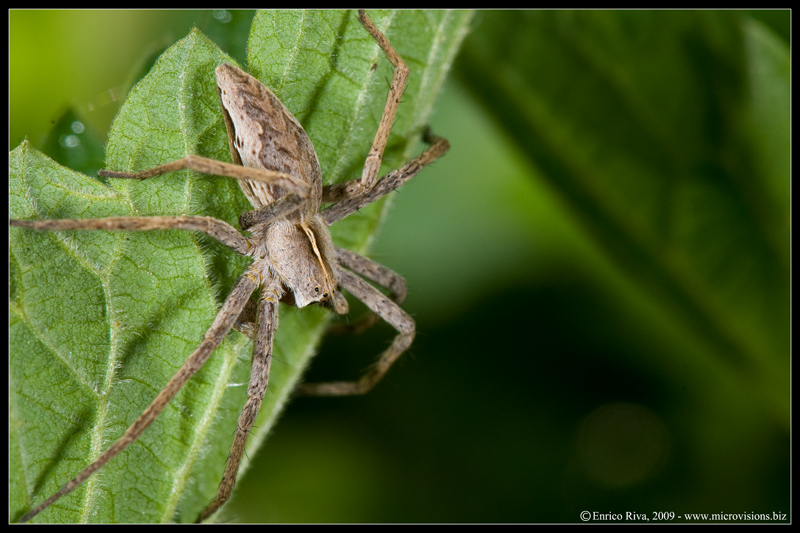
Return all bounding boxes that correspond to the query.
[314,287,320,293]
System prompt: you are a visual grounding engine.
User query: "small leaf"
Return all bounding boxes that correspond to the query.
[10,9,472,523]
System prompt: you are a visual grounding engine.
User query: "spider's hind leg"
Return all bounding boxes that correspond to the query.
[321,129,449,226]
[320,10,409,206]
[98,154,310,198]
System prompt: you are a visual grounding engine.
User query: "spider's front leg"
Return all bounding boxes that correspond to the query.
[196,273,281,522]
[326,247,408,335]
[18,267,259,523]
[295,268,414,397]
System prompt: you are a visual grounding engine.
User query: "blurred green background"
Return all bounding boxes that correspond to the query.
[10,10,789,523]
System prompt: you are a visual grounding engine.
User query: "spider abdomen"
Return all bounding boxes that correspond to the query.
[216,63,323,215]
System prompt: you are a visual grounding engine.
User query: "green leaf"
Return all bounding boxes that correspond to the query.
[457,11,789,421]
[9,9,472,523]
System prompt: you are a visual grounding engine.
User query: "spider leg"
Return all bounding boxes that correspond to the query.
[238,193,304,230]
[320,10,409,206]
[11,215,250,255]
[336,247,407,301]
[197,276,281,522]
[327,247,407,335]
[321,10,449,212]
[98,154,310,198]
[232,295,260,339]
[19,268,259,523]
[295,268,414,396]
[322,130,449,225]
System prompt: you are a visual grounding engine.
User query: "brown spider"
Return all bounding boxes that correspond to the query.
[12,10,448,523]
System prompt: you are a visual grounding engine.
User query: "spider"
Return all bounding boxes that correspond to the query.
[12,10,448,523]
